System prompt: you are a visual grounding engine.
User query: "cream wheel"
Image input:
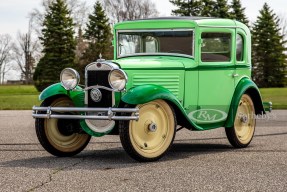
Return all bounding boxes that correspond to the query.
[225,94,256,147]
[119,100,176,162]
[35,97,91,157]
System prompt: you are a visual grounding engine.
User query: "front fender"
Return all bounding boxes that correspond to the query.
[39,83,84,107]
[122,84,204,130]
[225,78,265,128]
[122,84,180,105]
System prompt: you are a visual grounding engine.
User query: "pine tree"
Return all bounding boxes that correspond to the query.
[230,0,249,26]
[252,3,287,87]
[33,0,75,91]
[213,0,230,18]
[201,0,216,17]
[80,1,112,68]
[170,0,202,16]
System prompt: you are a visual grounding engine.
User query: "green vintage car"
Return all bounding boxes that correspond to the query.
[32,17,271,162]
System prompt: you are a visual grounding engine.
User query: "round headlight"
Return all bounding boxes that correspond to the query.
[108,69,127,91]
[60,68,80,90]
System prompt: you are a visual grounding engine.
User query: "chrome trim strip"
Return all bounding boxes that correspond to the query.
[33,114,138,120]
[84,85,115,92]
[33,106,139,113]
[85,61,119,72]
[32,106,139,121]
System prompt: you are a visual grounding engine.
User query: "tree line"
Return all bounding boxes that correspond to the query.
[0,0,286,89]
[32,0,158,90]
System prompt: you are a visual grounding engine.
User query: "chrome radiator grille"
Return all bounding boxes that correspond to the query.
[87,70,113,107]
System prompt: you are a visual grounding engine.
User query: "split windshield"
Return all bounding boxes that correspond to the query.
[117,30,194,57]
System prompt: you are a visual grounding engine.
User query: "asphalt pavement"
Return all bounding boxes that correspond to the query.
[0,110,286,191]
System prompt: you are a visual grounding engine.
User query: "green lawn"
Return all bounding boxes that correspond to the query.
[0,85,286,110]
[259,88,287,109]
[0,85,40,110]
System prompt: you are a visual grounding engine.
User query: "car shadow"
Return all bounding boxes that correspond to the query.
[1,130,286,169]
[0,132,287,170]
[0,142,234,170]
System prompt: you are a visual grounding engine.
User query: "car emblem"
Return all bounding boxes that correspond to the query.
[90,88,102,102]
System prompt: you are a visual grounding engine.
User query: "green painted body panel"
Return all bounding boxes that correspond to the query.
[39,83,84,107]
[114,20,197,30]
[225,77,264,128]
[116,56,190,104]
[121,84,204,130]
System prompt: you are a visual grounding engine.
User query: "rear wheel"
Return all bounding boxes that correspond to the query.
[119,100,176,162]
[225,94,256,148]
[35,97,91,157]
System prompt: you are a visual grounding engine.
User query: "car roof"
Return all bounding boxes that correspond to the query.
[114,17,249,31]
[136,16,216,21]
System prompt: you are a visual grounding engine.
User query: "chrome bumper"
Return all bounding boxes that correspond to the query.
[32,106,139,120]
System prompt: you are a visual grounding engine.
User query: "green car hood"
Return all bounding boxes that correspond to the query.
[114,56,195,70]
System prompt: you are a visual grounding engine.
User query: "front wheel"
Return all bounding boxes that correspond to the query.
[119,100,176,162]
[35,97,91,157]
[225,94,256,148]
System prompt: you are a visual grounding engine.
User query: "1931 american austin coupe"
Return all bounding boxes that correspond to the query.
[32,17,272,162]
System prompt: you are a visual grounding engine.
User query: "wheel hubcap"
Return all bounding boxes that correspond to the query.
[239,114,248,124]
[148,122,157,132]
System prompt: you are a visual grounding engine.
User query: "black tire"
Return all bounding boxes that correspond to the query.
[119,100,176,162]
[225,94,256,148]
[35,97,91,157]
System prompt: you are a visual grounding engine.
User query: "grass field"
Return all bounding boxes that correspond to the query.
[0,85,286,110]
[260,88,287,109]
[0,85,40,110]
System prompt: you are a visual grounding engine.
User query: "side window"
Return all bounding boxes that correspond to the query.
[201,32,231,62]
[236,34,244,61]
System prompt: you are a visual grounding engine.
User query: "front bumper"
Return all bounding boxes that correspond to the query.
[32,106,139,120]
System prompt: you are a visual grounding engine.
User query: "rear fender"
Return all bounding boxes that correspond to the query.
[225,78,265,128]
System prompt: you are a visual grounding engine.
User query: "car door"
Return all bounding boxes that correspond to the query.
[195,28,236,127]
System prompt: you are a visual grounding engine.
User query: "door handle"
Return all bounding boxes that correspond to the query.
[232,73,239,77]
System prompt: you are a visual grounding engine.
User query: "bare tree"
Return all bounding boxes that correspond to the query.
[13,21,41,84]
[0,34,12,84]
[1,61,16,84]
[278,14,287,45]
[103,0,159,24]
[29,0,89,36]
